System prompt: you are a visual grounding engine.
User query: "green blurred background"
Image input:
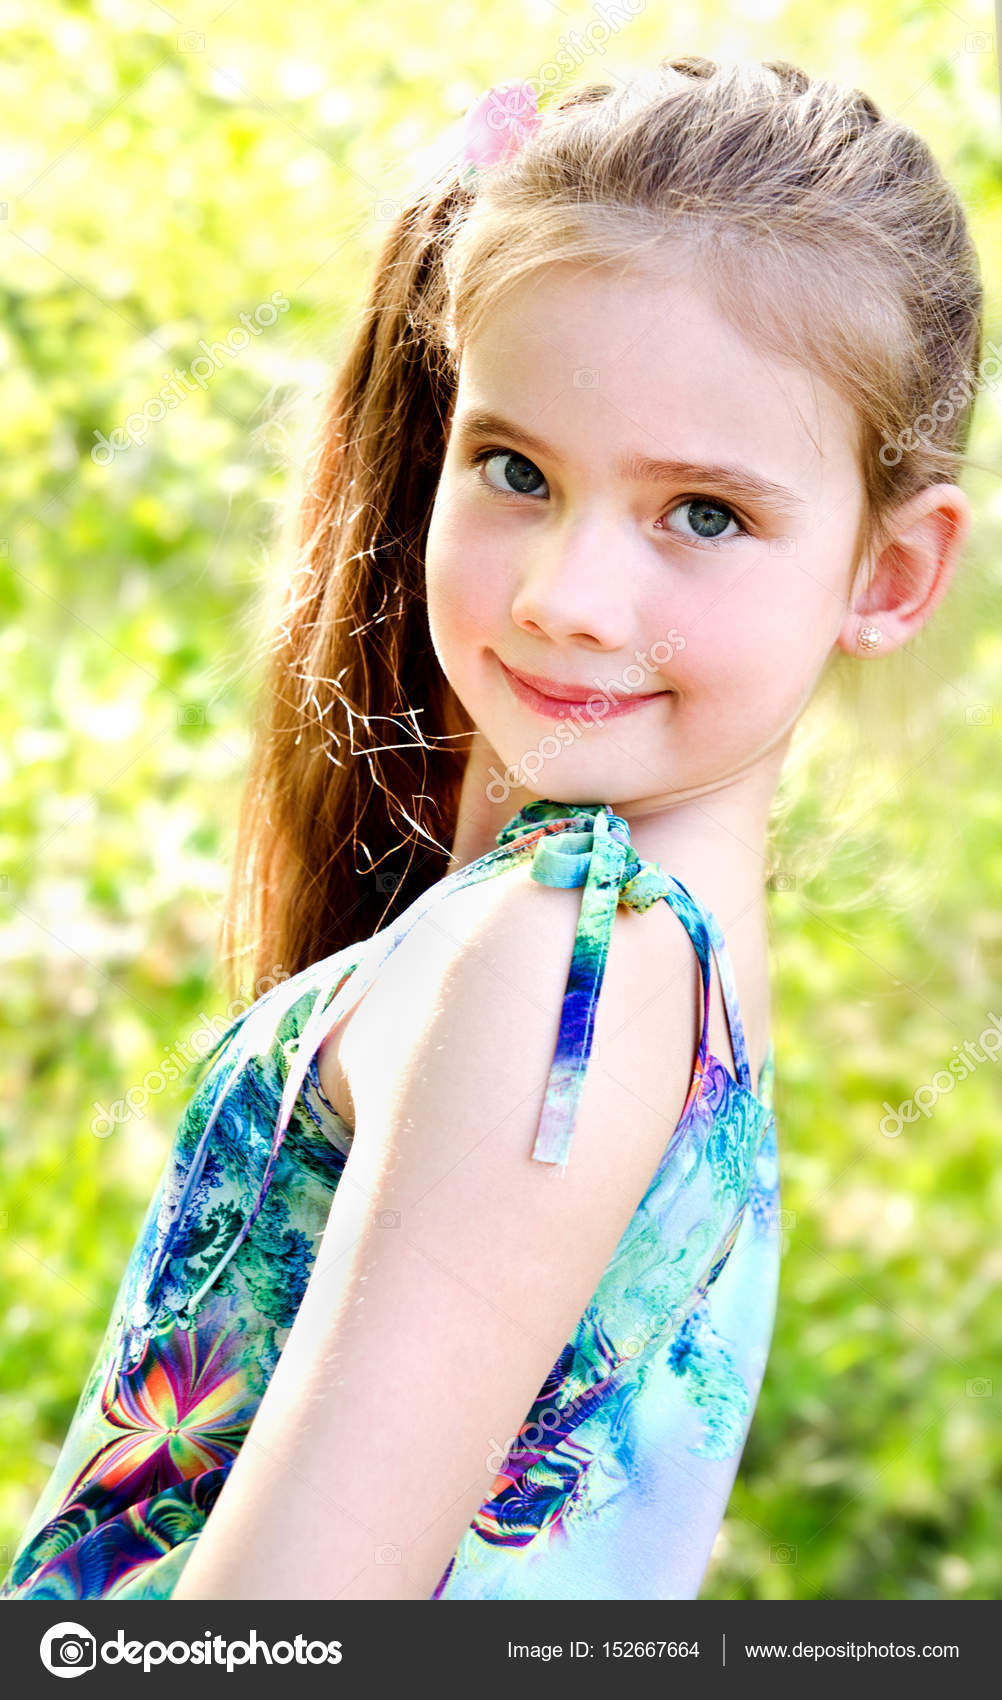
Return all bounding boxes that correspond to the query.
[1,0,1000,1600]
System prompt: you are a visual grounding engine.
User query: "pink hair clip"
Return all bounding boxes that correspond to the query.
[459,79,541,185]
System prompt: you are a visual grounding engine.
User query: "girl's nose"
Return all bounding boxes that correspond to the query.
[509,521,637,651]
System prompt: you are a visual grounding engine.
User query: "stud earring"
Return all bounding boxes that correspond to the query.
[856,624,884,651]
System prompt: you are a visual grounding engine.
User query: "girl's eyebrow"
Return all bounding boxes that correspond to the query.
[454,409,807,516]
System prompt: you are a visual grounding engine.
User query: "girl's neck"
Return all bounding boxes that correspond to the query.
[446,732,786,939]
[446,732,788,1088]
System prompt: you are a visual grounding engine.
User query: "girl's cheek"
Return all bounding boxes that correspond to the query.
[450,556,506,632]
[426,572,492,686]
[432,573,487,640]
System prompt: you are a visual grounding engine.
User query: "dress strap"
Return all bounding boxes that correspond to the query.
[498,805,713,1171]
[697,907,754,1094]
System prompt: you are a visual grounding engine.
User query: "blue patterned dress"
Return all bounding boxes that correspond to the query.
[0,800,780,1601]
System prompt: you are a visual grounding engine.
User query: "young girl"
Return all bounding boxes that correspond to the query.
[1,55,982,1602]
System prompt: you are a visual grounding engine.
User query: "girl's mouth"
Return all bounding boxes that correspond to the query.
[496,656,669,720]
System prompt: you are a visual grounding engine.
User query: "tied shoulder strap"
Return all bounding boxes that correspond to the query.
[500,804,683,1171]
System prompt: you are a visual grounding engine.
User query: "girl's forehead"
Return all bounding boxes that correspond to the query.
[459,258,828,396]
[454,265,863,493]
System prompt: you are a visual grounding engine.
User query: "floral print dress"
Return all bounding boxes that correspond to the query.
[1,800,780,1601]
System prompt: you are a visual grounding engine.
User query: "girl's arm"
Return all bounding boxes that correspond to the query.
[173,868,701,1600]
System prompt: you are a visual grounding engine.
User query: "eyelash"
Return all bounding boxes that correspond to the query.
[466,446,753,546]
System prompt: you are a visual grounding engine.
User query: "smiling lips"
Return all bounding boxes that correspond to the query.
[497,656,667,720]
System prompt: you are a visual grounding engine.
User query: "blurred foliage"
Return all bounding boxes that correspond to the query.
[1,0,1000,1601]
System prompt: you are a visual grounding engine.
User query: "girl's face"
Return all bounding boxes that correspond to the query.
[424,258,868,814]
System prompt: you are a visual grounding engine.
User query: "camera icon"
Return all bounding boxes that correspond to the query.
[374,199,401,221]
[769,535,796,555]
[767,871,796,892]
[965,32,990,52]
[178,30,205,50]
[966,1377,992,1397]
[40,1622,97,1676]
[777,1208,796,1252]
[964,704,992,726]
[376,1209,400,1228]
[177,702,206,726]
[572,367,600,389]
[376,870,402,894]
[770,1543,797,1564]
[375,1543,401,1563]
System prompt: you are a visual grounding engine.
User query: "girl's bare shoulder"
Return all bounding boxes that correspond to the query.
[317,852,702,1175]
[316,863,568,1129]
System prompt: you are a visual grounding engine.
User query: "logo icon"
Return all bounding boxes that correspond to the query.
[39,1622,97,1677]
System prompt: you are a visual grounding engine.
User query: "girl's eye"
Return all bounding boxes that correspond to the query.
[472,448,548,498]
[660,498,743,544]
[470,448,747,545]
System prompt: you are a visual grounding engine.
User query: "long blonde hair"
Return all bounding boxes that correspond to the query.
[220,55,984,999]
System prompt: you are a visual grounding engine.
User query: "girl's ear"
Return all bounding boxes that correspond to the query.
[837,483,972,655]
